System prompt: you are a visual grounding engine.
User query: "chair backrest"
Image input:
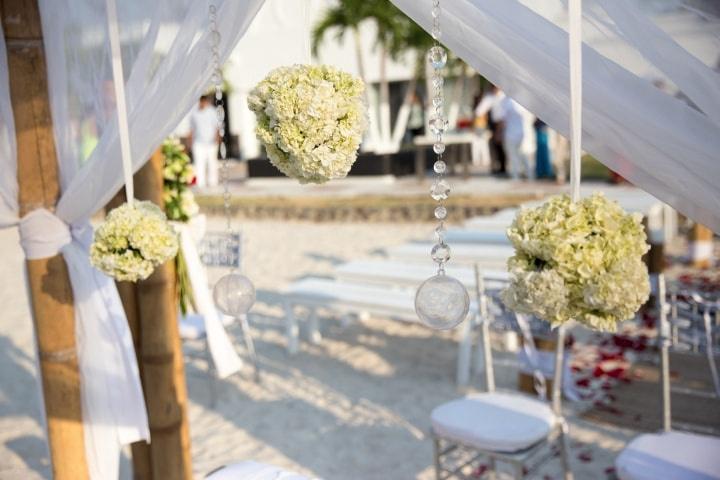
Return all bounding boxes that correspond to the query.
[658,273,720,433]
[658,274,672,432]
[473,264,567,415]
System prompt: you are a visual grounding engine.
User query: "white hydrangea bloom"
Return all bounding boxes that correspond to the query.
[90,201,179,282]
[248,65,368,184]
[502,193,650,332]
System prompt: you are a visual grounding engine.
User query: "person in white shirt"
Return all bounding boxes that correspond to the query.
[495,95,533,180]
[474,85,507,174]
[190,95,220,188]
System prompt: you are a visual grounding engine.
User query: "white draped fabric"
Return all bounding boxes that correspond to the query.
[391,0,720,232]
[0,1,264,478]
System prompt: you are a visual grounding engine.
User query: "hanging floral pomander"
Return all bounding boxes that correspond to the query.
[90,201,179,282]
[248,64,368,184]
[501,193,650,332]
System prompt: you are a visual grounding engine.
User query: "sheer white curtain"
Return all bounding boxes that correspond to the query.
[391,0,720,232]
[0,0,266,478]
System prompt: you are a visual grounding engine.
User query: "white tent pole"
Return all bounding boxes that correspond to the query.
[569,0,582,203]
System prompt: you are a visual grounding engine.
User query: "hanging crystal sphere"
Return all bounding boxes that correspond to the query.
[434,206,447,220]
[428,46,447,69]
[429,115,448,135]
[433,143,446,154]
[213,273,256,317]
[434,160,447,174]
[430,180,450,201]
[415,274,470,330]
[431,243,451,264]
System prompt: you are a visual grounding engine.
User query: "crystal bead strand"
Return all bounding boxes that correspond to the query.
[413,0,470,331]
[210,4,256,319]
[209,5,232,238]
[429,0,450,273]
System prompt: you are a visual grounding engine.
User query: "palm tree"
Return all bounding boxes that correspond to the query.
[313,1,469,153]
[312,0,382,149]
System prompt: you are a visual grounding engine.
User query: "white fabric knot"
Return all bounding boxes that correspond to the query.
[19,208,93,260]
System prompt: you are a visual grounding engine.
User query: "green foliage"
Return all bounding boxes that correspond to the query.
[162,138,198,222]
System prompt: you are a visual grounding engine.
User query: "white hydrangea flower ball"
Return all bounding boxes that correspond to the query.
[248,64,368,184]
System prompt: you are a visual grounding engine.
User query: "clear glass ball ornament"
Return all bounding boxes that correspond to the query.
[415,274,470,330]
[213,273,256,317]
[428,46,447,69]
[433,160,447,174]
[433,143,446,154]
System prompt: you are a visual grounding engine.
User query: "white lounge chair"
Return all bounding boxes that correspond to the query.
[441,229,510,245]
[615,276,720,480]
[335,259,509,291]
[385,243,514,267]
[282,277,478,385]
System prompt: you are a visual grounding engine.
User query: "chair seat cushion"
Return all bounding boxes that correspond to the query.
[206,460,312,480]
[431,391,556,453]
[616,431,720,480]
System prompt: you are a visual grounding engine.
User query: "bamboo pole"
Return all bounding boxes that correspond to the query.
[2,0,89,478]
[111,150,192,479]
[107,190,154,480]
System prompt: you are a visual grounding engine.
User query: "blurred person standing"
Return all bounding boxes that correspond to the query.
[474,85,506,175]
[496,95,532,180]
[407,93,425,140]
[534,118,553,179]
[190,95,220,188]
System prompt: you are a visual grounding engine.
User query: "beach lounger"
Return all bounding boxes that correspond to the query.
[334,259,509,291]
[385,243,514,267]
[282,277,478,385]
[440,229,510,245]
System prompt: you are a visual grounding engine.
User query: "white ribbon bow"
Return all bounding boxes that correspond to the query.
[20,208,149,479]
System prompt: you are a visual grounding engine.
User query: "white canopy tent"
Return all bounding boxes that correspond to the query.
[0,0,718,478]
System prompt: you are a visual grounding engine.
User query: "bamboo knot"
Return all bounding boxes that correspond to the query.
[40,347,77,363]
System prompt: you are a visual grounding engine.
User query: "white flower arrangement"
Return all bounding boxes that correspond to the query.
[90,201,179,282]
[501,193,650,332]
[248,64,368,184]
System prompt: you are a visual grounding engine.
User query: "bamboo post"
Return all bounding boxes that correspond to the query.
[107,191,154,480]
[2,0,89,478]
[111,150,192,479]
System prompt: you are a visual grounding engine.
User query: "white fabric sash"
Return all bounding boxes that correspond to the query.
[176,221,242,378]
[20,208,149,479]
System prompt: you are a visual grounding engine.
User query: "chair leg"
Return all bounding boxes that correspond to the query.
[558,421,573,480]
[307,309,322,345]
[513,461,524,480]
[239,314,260,382]
[204,335,218,408]
[488,457,497,480]
[456,313,474,387]
[285,301,299,355]
[433,436,442,480]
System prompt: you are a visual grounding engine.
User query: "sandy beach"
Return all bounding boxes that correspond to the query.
[1,218,641,479]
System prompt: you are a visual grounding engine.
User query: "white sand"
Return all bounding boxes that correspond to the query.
[0,219,638,479]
